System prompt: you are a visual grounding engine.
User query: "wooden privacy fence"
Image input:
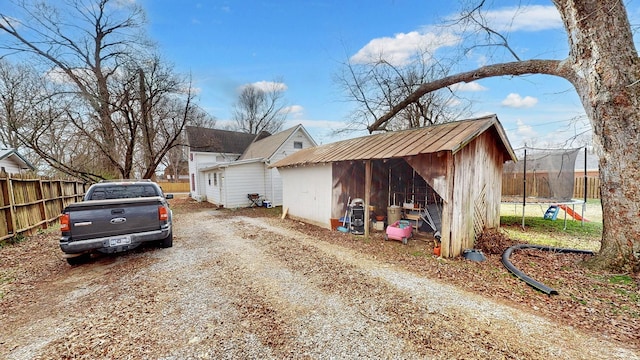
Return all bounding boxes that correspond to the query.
[502,176,600,200]
[0,175,87,242]
[155,181,190,193]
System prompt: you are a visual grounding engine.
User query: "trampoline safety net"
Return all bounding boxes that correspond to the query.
[502,148,581,203]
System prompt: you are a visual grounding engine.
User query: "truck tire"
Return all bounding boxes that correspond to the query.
[160,231,173,248]
[66,253,89,265]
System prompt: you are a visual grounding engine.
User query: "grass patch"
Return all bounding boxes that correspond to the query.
[501,216,602,238]
[501,215,602,252]
[607,274,634,285]
[0,234,27,248]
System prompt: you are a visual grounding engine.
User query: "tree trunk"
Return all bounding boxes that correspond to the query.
[555,0,640,272]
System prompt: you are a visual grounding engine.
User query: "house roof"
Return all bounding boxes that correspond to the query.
[239,124,316,161]
[271,115,516,168]
[0,148,36,171]
[186,126,271,154]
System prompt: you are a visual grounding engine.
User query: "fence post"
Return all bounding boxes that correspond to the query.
[7,175,17,238]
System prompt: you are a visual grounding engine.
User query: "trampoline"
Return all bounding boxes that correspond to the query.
[502,147,590,229]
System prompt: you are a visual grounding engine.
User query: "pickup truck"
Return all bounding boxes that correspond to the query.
[59,180,174,265]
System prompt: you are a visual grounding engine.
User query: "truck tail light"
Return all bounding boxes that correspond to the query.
[60,213,70,232]
[158,206,169,221]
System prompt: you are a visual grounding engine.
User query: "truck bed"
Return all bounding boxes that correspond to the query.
[64,197,166,241]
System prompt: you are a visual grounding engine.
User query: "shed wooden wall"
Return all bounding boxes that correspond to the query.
[448,131,505,256]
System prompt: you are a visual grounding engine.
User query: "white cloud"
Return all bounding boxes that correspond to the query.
[350,30,460,66]
[483,5,562,32]
[501,93,538,108]
[515,119,537,138]
[245,80,288,92]
[284,105,304,117]
[450,82,487,92]
[350,5,560,69]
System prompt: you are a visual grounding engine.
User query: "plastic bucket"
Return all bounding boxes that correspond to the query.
[387,206,402,224]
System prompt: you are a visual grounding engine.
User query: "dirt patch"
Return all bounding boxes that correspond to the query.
[0,197,638,359]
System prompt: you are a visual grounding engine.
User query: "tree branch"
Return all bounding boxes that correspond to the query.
[370,59,566,132]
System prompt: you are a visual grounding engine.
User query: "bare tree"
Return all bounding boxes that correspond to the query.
[232,81,288,135]
[0,0,203,181]
[376,0,640,272]
[336,49,471,133]
[0,60,38,149]
[161,104,215,182]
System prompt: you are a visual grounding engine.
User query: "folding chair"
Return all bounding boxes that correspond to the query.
[247,193,262,207]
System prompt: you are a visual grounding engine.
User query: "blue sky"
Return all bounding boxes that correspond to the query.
[139,0,600,147]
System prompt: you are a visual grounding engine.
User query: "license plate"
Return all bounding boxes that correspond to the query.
[109,236,131,247]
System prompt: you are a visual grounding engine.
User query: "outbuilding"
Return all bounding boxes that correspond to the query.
[271,115,517,257]
[0,148,35,175]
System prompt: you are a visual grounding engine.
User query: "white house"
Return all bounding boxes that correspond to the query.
[187,124,316,207]
[0,148,35,175]
[187,127,270,200]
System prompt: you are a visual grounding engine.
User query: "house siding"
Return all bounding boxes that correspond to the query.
[189,150,241,198]
[0,160,24,174]
[280,164,332,228]
[204,170,224,205]
[203,161,266,208]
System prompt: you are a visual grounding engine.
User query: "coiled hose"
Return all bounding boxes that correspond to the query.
[501,244,594,295]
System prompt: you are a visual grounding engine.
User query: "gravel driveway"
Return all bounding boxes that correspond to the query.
[1,208,637,359]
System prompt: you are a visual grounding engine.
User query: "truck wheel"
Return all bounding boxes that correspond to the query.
[66,253,89,265]
[402,237,408,245]
[160,231,173,248]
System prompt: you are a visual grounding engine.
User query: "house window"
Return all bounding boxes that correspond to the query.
[191,174,195,191]
[214,173,218,186]
[208,174,211,186]
[294,141,303,149]
[190,153,193,161]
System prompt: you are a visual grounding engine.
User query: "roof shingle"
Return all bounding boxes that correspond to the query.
[186,126,270,154]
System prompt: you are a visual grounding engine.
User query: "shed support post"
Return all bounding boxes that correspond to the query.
[364,160,371,237]
[441,152,455,257]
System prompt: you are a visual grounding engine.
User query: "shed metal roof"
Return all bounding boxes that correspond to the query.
[271,115,516,168]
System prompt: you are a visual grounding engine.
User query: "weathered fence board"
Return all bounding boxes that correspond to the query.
[0,175,86,242]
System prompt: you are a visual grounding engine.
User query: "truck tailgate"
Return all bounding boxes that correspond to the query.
[65,197,163,241]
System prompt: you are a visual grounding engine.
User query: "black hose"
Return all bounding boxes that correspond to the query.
[501,244,595,295]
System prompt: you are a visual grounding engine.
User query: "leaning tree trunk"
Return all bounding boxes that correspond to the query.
[556,0,640,272]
